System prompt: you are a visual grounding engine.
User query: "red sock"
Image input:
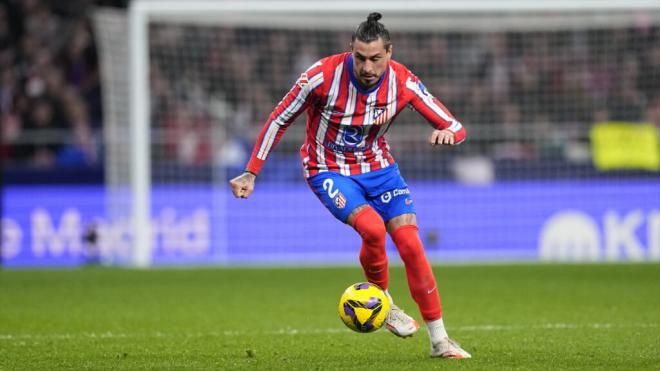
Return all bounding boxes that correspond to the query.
[352,207,389,290]
[391,225,442,321]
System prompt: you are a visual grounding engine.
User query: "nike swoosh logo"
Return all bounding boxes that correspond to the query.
[427,286,437,294]
[368,268,384,274]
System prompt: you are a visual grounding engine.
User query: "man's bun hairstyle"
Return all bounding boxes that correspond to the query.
[367,12,382,23]
[352,12,392,50]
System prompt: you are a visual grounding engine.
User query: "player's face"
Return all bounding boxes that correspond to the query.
[351,38,392,89]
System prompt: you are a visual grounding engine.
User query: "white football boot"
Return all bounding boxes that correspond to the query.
[430,337,472,359]
[384,304,420,338]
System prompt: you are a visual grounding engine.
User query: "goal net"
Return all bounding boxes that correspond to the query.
[94,1,660,266]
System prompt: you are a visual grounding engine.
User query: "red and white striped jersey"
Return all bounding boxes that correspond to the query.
[245,52,466,178]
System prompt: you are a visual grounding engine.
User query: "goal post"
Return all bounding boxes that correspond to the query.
[129,3,151,268]
[95,0,660,267]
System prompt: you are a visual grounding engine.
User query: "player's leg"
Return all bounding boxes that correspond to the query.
[306,173,388,290]
[386,214,441,323]
[361,164,469,358]
[368,192,422,338]
[347,205,389,291]
[354,166,422,338]
[386,214,470,359]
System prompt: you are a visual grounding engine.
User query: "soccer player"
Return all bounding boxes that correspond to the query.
[230,13,471,359]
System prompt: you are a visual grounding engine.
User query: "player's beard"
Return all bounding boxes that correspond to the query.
[359,73,378,89]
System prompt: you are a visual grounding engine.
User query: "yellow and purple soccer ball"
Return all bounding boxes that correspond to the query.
[338,282,391,333]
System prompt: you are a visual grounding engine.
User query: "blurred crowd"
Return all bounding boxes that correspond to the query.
[2,1,659,175]
[0,0,124,170]
[150,24,660,169]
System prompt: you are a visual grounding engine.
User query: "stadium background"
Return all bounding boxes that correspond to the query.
[2,0,659,267]
[1,2,659,370]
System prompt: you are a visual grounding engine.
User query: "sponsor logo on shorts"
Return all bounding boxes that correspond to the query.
[393,188,410,197]
[380,192,392,203]
[405,198,413,205]
[380,188,410,204]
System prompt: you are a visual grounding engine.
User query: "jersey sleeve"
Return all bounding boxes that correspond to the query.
[404,72,467,144]
[245,62,324,175]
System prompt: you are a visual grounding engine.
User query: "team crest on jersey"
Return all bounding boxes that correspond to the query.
[334,193,347,209]
[296,73,309,87]
[372,107,388,126]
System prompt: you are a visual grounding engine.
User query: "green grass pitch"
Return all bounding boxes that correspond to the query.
[1,263,659,370]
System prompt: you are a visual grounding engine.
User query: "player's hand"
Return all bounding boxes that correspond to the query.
[428,129,455,146]
[229,172,256,199]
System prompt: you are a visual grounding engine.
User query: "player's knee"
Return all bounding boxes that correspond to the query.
[392,225,425,263]
[353,208,386,245]
[360,221,387,245]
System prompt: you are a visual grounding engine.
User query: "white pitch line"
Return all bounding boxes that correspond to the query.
[0,323,657,341]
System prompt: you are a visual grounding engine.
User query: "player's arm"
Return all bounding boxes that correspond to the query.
[404,75,466,146]
[230,65,324,199]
